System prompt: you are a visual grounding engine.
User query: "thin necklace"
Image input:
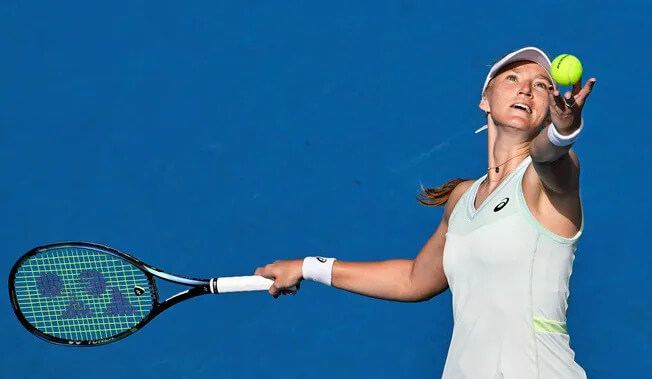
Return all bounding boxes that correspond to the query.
[487,151,529,173]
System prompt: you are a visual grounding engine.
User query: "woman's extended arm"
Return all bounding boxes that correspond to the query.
[254,181,472,301]
[529,78,596,194]
[330,220,448,302]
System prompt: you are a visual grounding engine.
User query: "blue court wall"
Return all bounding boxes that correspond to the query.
[1,1,649,378]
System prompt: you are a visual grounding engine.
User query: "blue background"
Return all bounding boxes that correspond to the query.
[1,1,650,378]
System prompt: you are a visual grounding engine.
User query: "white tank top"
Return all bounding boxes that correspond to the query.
[441,156,587,379]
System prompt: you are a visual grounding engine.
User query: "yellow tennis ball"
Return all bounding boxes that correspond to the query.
[550,54,583,86]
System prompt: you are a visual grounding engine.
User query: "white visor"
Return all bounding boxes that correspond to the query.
[481,46,554,95]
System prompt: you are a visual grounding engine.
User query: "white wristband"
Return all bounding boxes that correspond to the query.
[547,118,584,147]
[302,257,336,286]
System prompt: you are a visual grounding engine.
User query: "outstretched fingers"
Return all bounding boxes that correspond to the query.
[564,91,577,110]
[571,76,583,95]
[549,77,597,113]
[573,78,597,107]
[549,88,567,112]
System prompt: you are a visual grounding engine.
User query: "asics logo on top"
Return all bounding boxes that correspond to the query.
[494,198,509,212]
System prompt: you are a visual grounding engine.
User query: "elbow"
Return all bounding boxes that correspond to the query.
[402,273,447,303]
[399,288,446,303]
[401,259,449,302]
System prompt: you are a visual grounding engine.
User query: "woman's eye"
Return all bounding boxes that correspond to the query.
[506,75,517,81]
[535,82,547,89]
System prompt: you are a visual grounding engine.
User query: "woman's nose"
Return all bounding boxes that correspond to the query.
[518,83,533,97]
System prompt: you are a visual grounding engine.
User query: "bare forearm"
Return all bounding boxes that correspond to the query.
[331,259,429,302]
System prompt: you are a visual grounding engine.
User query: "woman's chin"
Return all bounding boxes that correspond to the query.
[495,116,539,131]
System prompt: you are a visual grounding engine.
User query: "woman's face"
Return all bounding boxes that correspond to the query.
[480,61,553,133]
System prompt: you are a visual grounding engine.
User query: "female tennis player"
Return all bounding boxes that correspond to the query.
[254,47,596,378]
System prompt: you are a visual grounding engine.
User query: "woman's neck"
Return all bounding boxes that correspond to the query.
[485,123,531,184]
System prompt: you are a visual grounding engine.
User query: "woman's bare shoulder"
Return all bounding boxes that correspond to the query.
[444,180,475,219]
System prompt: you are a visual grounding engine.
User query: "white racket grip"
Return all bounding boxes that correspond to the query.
[209,276,274,294]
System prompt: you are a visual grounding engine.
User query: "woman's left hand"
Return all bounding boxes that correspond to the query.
[548,77,597,133]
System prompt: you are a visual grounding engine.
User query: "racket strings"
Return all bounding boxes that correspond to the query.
[12,247,155,342]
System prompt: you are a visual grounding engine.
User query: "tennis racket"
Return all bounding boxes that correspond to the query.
[8,241,273,346]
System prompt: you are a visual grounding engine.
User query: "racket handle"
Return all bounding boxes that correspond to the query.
[210,275,274,294]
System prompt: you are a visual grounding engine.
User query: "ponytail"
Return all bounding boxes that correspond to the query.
[416,178,470,207]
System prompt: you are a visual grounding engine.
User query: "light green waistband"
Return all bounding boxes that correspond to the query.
[533,317,568,334]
